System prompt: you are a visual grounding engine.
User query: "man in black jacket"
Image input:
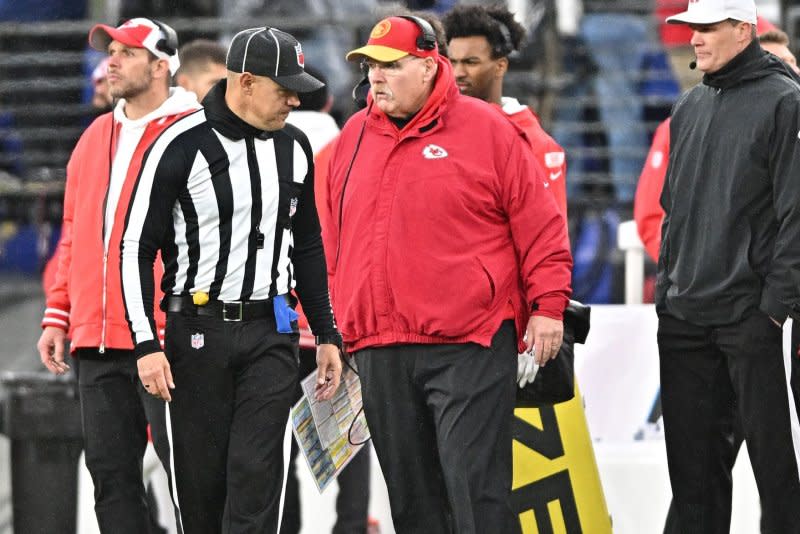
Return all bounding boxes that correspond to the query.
[657,0,800,531]
[120,27,343,534]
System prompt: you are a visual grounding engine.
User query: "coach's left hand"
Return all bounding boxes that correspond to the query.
[315,344,342,401]
[525,315,563,367]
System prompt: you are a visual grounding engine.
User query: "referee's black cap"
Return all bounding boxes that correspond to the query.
[226,27,325,94]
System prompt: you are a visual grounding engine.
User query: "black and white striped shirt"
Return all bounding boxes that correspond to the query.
[121,81,336,357]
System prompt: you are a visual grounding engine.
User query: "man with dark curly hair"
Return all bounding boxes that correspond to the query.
[443,4,567,215]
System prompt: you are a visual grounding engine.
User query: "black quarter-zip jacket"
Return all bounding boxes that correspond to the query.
[657,39,800,325]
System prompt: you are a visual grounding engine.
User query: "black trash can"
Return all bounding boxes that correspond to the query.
[0,371,83,534]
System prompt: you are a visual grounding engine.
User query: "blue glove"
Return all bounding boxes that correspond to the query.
[273,294,299,334]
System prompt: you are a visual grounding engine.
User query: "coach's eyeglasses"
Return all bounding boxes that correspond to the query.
[360,56,423,77]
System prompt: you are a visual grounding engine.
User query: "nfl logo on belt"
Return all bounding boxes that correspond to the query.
[191,333,204,349]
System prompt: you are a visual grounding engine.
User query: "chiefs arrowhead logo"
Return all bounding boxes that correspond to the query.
[371,20,391,39]
[422,144,448,159]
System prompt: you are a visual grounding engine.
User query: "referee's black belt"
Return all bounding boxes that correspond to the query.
[165,295,273,322]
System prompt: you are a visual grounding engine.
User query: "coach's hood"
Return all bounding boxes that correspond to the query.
[113,86,200,127]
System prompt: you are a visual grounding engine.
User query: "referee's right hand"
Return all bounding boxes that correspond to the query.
[138,351,175,402]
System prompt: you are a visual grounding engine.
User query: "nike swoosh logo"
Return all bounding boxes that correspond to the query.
[549,171,562,181]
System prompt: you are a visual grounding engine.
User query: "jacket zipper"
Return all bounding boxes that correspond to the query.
[100,252,107,353]
[100,120,116,354]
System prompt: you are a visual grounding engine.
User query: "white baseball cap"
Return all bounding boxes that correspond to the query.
[89,18,181,75]
[666,0,757,25]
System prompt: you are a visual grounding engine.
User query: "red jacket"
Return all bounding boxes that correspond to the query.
[500,99,568,218]
[325,57,572,353]
[634,118,670,262]
[297,136,337,349]
[42,94,198,351]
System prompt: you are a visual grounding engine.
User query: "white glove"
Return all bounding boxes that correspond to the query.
[517,350,539,388]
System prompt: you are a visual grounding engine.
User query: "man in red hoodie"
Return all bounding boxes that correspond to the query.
[36,18,198,533]
[443,4,568,217]
[327,15,572,534]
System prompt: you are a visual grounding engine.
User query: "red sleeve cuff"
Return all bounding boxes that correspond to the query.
[530,294,568,321]
[42,307,70,331]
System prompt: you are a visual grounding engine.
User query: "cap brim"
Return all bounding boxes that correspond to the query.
[345,45,408,62]
[665,11,727,25]
[272,71,325,94]
[88,24,143,51]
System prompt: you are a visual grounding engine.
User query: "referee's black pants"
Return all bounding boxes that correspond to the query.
[658,311,800,534]
[355,321,520,534]
[76,348,173,534]
[164,312,299,534]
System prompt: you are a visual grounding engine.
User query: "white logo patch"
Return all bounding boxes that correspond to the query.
[422,144,448,159]
[191,333,204,349]
[544,151,565,168]
[651,151,664,169]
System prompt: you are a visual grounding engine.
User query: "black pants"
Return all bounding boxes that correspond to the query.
[355,321,520,534]
[281,349,371,534]
[658,312,800,534]
[76,348,173,534]
[164,312,299,534]
[662,412,745,533]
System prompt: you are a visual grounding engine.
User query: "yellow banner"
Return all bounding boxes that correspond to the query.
[512,384,611,533]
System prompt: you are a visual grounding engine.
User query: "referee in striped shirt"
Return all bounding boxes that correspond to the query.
[120,27,342,534]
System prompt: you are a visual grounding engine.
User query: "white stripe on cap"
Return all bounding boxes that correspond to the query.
[242,27,268,73]
[225,28,250,66]
[268,28,281,77]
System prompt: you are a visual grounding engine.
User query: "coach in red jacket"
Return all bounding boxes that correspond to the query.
[327,15,572,534]
[36,19,198,533]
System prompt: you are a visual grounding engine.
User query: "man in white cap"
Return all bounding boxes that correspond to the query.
[36,17,199,533]
[657,1,800,531]
[120,26,342,533]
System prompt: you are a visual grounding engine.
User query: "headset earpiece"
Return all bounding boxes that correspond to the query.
[398,15,437,52]
[494,20,515,57]
[150,19,178,57]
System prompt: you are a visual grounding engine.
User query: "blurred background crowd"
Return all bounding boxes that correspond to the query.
[0,0,793,308]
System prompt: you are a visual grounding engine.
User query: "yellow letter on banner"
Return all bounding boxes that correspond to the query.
[512,383,611,533]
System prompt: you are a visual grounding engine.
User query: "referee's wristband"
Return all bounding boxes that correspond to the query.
[315,332,343,350]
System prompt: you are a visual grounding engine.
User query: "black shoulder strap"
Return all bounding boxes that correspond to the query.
[273,130,295,184]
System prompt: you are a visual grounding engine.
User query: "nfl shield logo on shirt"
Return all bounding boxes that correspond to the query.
[191,333,204,349]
